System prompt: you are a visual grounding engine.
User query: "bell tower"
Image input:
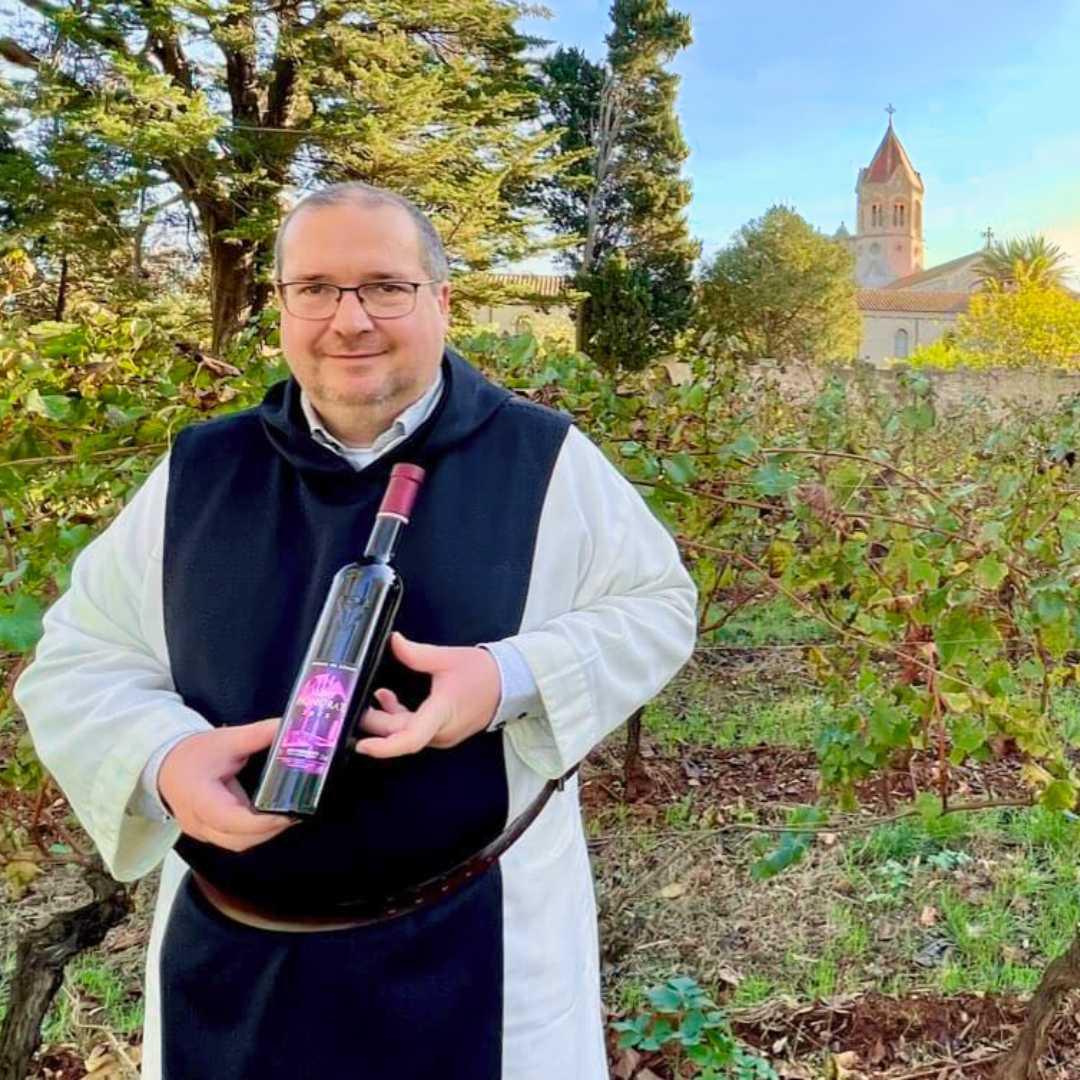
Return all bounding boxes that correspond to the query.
[853,107,925,286]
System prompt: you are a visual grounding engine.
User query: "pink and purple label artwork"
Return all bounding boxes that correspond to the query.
[276,663,360,774]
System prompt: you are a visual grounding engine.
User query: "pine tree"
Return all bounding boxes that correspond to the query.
[0,2,568,351]
[0,32,145,321]
[536,0,698,368]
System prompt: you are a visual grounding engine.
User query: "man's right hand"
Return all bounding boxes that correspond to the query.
[157,718,296,852]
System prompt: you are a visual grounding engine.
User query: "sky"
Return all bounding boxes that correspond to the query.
[518,0,1080,282]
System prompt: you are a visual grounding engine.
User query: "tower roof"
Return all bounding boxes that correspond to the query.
[863,120,923,188]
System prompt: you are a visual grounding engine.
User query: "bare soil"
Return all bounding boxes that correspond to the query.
[582,731,1033,823]
[1,678,1073,1080]
[610,991,1080,1078]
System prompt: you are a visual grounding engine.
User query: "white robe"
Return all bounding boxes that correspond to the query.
[14,424,698,1079]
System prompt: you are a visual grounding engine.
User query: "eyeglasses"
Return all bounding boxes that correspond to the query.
[275,280,439,320]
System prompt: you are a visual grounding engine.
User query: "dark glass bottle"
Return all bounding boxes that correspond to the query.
[253,463,425,816]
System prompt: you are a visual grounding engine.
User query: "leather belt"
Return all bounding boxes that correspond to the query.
[192,766,578,933]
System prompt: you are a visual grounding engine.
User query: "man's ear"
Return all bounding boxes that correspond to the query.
[436,281,451,317]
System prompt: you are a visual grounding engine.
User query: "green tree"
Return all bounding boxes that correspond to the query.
[0,39,146,321]
[910,279,1080,369]
[536,0,698,366]
[976,233,1071,290]
[697,205,860,363]
[576,252,653,370]
[0,1,567,352]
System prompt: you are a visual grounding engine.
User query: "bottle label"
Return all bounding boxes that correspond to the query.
[275,662,360,774]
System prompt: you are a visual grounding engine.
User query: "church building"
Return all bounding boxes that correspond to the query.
[837,114,985,364]
[482,113,996,366]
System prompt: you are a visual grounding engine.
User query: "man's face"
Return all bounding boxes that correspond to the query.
[277,201,450,418]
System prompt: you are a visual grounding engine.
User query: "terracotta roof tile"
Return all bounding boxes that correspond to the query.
[857,289,970,314]
[863,123,922,187]
[483,273,569,298]
[884,252,984,290]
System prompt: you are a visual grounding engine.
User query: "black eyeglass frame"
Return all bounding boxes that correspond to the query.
[274,279,441,320]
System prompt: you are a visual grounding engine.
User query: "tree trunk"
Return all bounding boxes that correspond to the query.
[53,255,68,321]
[623,706,652,801]
[995,924,1080,1079]
[208,231,259,355]
[575,293,590,354]
[0,864,130,1080]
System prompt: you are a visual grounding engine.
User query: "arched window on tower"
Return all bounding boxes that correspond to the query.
[894,203,905,227]
[894,328,910,359]
[915,201,922,233]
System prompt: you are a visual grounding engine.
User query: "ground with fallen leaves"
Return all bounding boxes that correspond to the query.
[4,646,1080,1078]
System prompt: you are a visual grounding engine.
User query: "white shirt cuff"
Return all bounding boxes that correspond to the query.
[127,732,194,822]
[478,640,546,733]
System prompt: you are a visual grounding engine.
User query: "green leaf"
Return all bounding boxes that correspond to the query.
[668,975,705,999]
[936,608,999,666]
[751,461,797,497]
[751,831,812,880]
[826,462,864,503]
[899,402,934,432]
[973,556,1007,591]
[23,389,73,422]
[941,691,972,714]
[726,433,759,459]
[1034,590,1067,626]
[681,384,706,410]
[1042,618,1073,661]
[58,524,92,551]
[1061,523,1080,559]
[662,453,697,486]
[0,560,28,588]
[26,321,87,359]
[0,593,45,653]
[869,701,910,748]
[679,1009,705,1042]
[649,1017,675,1045]
[951,715,987,756]
[1042,780,1077,812]
[646,986,682,1013]
[907,557,939,590]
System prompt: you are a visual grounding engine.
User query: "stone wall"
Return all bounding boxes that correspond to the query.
[771,361,1080,413]
[470,303,574,339]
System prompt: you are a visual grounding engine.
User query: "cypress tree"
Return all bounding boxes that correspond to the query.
[536,0,698,369]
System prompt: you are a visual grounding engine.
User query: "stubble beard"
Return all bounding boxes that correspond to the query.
[306,357,426,445]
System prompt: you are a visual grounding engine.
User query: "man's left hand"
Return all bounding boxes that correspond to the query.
[355,632,500,758]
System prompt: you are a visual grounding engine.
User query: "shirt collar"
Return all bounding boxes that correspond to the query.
[299,371,444,456]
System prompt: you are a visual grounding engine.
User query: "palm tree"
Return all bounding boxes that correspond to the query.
[976,234,1071,290]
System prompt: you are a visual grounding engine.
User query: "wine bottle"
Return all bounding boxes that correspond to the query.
[253,463,425,816]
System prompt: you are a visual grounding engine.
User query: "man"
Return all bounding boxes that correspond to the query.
[15,183,697,1079]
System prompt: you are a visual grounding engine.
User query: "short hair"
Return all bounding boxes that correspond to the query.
[273,182,450,282]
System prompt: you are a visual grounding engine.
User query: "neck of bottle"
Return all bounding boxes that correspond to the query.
[363,514,405,563]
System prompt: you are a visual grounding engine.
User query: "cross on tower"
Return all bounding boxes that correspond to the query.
[885,103,896,123]
[983,226,995,248]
